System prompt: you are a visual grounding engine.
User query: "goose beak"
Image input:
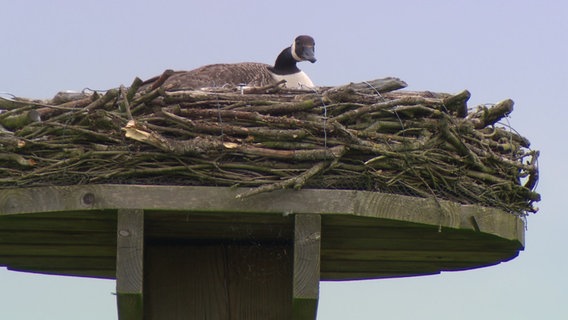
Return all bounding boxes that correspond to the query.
[302,46,317,63]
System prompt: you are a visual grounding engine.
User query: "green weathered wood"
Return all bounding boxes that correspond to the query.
[293,214,321,320]
[0,184,528,319]
[0,185,524,242]
[144,211,293,241]
[0,244,115,256]
[144,244,292,320]
[0,216,116,232]
[226,244,292,319]
[117,295,143,320]
[144,245,229,320]
[0,185,525,283]
[0,230,115,245]
[116,209,144,320]
[2,256,115,279]
[321,248,517,263]
[7,266,115,279]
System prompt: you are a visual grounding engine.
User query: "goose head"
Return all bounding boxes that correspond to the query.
[269,35,317,88]
[291,35,317,63]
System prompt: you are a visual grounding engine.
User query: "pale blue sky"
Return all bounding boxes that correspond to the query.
[1,0,566,319]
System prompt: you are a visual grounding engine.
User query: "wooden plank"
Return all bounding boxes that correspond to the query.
[0,256,115,269]
[0,209,118,220]
[0,230,116,245]
[0,244,115,257]
[321,236,522,252]
[145,211,294,224]
[0,185,524,243]
[0,185,525,282]
[321,258,506,276]
[322,213,436,228]
[7,266,115,279]
[293,213,321,320]
[2,255,116,279]
[322,224,502,241]
[321,248,517,263]
[322,259,442,274]
[116,209,144,320]
[321,271,440,281]
[145,212,293,241]
[0,217,116,232]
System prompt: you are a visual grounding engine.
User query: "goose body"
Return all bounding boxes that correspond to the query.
[151,35,316,90]
[270,70,314,88]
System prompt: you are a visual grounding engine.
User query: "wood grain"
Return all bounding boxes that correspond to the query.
[0,185,524,242]
[0,186,524,282]
[116,209,144,320]
[293,213,321,319]
[144,244,292,320]
[0,185,528,318]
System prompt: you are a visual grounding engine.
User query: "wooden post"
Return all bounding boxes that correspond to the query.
[144,244,292,319]
[116,209,144,320]
[293,213,321,319]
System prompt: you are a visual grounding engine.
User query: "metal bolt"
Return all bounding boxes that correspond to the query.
[119,230,130,237]
[82,192,95,205]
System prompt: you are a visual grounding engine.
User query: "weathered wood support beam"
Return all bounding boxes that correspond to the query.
[116,209,144,320]
[293,213,321,319]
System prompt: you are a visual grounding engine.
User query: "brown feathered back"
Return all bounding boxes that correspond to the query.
[161,63,276,89]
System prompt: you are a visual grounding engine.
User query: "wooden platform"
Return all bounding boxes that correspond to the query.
[0,185,525,319]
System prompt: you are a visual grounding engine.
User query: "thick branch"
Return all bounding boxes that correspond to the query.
[442,90,470,118]
[469,99,514,129]
[0,110,41,130]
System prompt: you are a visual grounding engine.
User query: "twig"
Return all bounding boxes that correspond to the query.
[236,161,328,199]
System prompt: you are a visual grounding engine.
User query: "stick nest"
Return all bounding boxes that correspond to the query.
[0,75,540,215]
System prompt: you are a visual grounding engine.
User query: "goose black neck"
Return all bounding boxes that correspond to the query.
[270,47,300,75]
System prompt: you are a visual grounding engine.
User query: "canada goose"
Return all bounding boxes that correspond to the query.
[147,35,317,90]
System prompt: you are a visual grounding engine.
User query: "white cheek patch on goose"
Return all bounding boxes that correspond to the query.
[291,41,302,62]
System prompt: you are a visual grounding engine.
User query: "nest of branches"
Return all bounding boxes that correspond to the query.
[0,75,540,215]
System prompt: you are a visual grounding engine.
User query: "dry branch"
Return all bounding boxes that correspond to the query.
[0,77,540,216]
